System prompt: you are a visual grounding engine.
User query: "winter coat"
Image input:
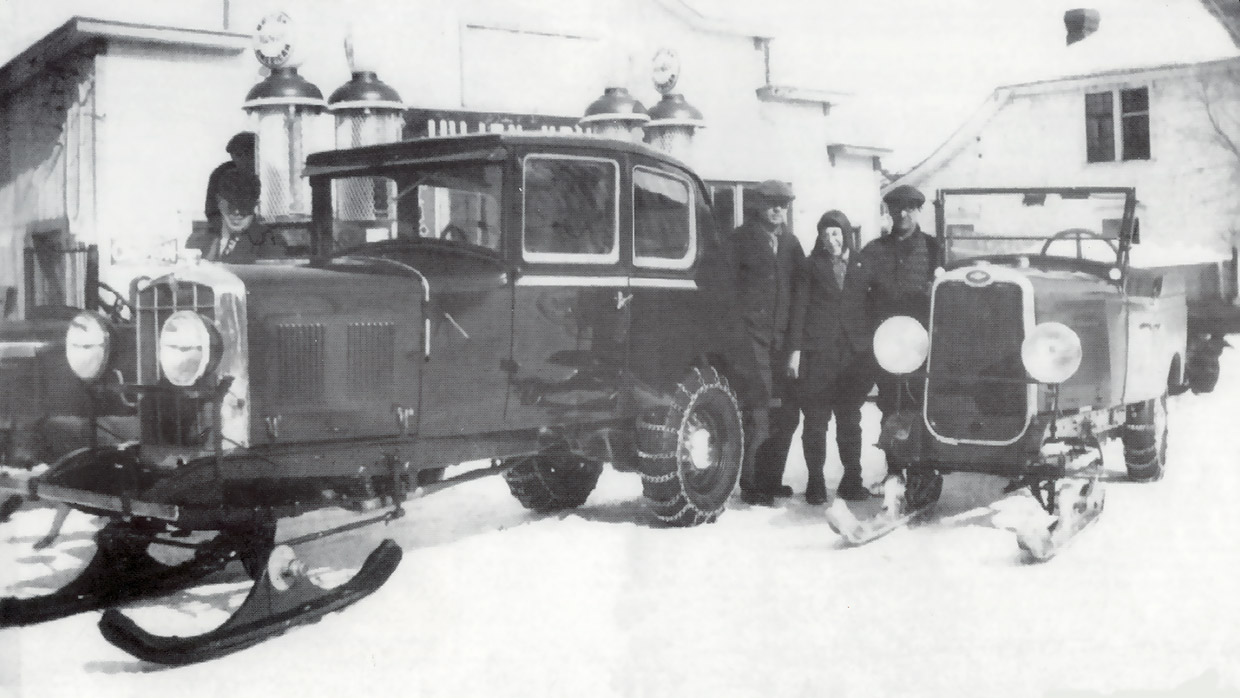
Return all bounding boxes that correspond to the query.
[841,228,942,356]
[788,247,856,399]
[728,219,805,351]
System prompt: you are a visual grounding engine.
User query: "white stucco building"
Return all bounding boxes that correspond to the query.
[0,0,890,320]
[889,3,1240,279]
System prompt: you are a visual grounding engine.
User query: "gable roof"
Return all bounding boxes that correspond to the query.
[1199,0,1240,48]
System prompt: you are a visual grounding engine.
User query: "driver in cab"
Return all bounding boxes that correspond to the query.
[206,170,275,264]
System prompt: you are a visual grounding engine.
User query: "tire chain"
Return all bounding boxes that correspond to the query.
[637,367,742,527]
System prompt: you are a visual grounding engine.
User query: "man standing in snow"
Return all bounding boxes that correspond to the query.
[729,180,805,506]
[843,184,940,418]
[842,184,941,496]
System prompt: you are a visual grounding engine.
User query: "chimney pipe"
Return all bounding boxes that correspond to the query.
[1065,8,1101,46]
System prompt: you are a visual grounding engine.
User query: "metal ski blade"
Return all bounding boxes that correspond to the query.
[1016,479,1106,563]
[825,498,931,547]
[1,527,222,628]
[99,539,402,666]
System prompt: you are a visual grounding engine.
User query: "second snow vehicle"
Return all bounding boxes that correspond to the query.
[0,133,752,663]
[827,187,1197,560]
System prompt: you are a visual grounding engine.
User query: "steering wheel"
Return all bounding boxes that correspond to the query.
[1039,228,1118,258]
[96,281,133,323]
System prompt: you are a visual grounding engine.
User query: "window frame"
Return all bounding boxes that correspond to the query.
[520,153,621,265]
[1084,86,1151,164]
[632,165,697,271]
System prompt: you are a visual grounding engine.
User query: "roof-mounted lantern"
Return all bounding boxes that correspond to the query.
[327,33,405,226]
[641,48,705,165]
[243,11,326,222]
[579,87,649,142]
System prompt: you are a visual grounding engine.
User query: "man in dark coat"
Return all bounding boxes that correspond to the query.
[787,210,872,502]
[843,184,941,417]
[207,169,276,264]
[729,180,805,506]
[204,132,257,235]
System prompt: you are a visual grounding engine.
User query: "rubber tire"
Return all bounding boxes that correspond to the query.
[1123,392,1168,482]
[637,367,744,527]
[502,447,603,513]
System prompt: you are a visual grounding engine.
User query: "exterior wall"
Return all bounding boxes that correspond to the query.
[898,62,1240,261]
[826,152,886,249]
[93,42,253,267]
[2,0,888,294]
[0,53,98,316]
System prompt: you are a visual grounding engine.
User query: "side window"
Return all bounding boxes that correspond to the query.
[633,167,695,269]
[522,155,618,263]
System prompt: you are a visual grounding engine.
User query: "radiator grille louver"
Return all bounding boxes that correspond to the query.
[346,322,395,397]
[134,280,216,447]
[926,280,1028,442]
[275,324,325,402]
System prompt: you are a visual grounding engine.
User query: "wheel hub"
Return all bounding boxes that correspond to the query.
[682,418,718,471]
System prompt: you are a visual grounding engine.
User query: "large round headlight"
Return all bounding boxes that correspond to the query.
[158,311,220,387]
[65,312,112,381]
[873,315,929,375]
[1021,322,1082,384]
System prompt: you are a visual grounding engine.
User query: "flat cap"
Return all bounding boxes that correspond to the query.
[883,184,925,209]
[226,131,256,155]
[754,179,794,202]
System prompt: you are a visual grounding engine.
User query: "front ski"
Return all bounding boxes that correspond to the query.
[99,539,402,666]
[824,498,933,546]
[1,525,227,628]
[1014,478,1105,563]
[824,475,935,546]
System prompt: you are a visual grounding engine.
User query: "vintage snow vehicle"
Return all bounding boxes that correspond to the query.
[827,186,1207,560]
[0,132,751,663]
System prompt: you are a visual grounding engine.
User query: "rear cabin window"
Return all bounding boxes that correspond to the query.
[331,164,503,253]
[633,167,694,269]
[522,155,619,263]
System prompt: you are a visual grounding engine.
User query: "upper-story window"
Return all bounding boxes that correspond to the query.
[633,167,695,269]
[1085,87,1150,163]
[522,155,619,264]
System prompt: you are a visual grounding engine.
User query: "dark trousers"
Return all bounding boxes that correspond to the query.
[740,343,800,495]
[801,364,871,490]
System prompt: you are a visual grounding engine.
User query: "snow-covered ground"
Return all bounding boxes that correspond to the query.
[4,348,1240,698]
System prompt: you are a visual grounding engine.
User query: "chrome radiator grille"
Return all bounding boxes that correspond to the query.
[925,280,1029,443]
[135,279,216,447]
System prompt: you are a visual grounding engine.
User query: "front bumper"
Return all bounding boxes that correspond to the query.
[0,463,180,521]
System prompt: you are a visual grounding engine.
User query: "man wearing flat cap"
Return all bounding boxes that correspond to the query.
[729,179,805,506]
[204,132,258,236]
[841,183,942,489]
[207,169,273,264]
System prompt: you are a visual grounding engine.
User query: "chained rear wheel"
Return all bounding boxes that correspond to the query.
[1124,391,1168,482]
[638,367,744,527]
[503,446,604,512]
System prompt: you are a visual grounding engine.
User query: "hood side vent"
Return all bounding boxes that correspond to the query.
[347,322,395,397]
[275,323,325,403]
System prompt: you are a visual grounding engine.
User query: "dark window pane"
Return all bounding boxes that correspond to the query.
[522,157,616,257]
[709,184,736,230]
[1085,92,1113,116]
[1121,87,1148,113]
[1122,114,1150,160]
[1086,115,1115,162]
[634,168,692,262]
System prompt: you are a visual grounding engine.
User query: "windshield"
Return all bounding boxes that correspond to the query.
[940,189,1132,267]
[327,163,503,253]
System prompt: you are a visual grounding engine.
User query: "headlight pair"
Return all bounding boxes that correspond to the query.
[65,310,220,387]
[872,315,1082,384]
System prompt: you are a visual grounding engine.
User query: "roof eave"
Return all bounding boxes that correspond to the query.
[0,16,250,98]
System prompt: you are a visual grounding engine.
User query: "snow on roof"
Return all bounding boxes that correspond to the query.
[1004,0,1240,87]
